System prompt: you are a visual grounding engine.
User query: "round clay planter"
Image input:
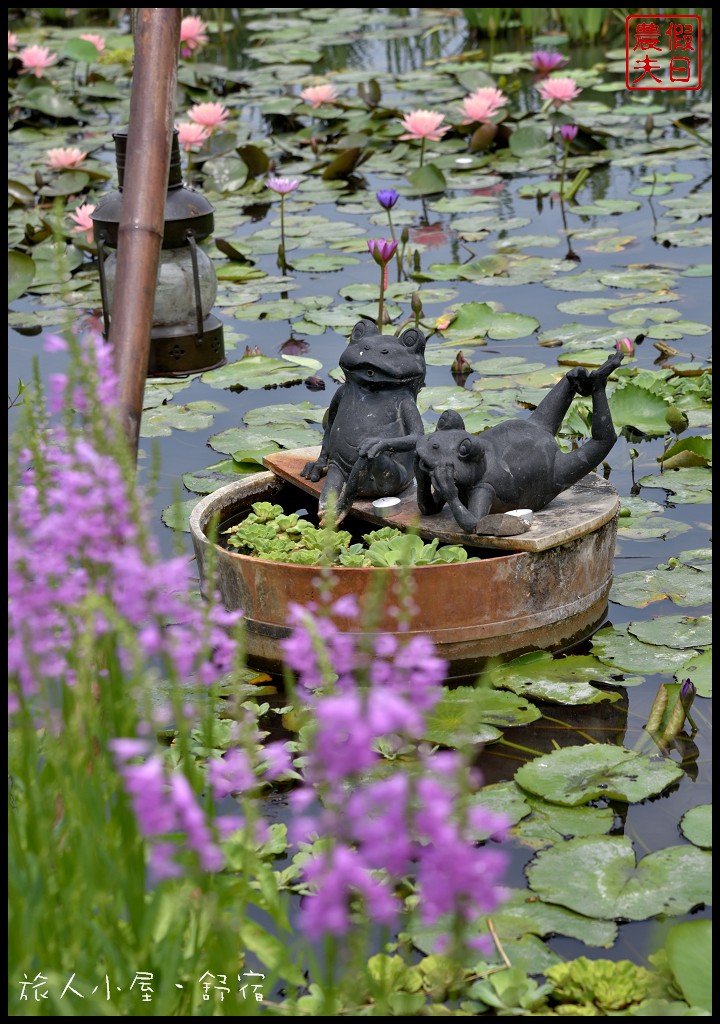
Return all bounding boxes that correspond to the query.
[189,469,620,677]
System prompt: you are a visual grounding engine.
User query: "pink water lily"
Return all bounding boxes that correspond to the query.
[79,33,106,53]
[177,122,211,152]
[399,109,449,142]
[616,337,635,355]
[19,44,57,77]
[459,87,507,125]
[180,15,209,56]
[300,83,339,108]
[531,50,568,74]
[8,31,18,51]
[68,203,96,245]
[187,101,229,132]
[536,76,582,107]
[46,147,87,170]
[266,177,300,195]
[560,124,578,143]
[367,239,398,266]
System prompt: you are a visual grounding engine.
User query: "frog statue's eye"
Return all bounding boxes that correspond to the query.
[458,438,475,460]
[350,319,375,343]
[398,326,426,352]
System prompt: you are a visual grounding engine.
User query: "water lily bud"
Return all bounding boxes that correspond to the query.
[665,407,689,435]
[645,114,654,136]
[680,679,697,713]
[615,336,634,356]
[451,351,472,375]
[629,448,639,461]
[401,225,410,245]
[411,291,423,316]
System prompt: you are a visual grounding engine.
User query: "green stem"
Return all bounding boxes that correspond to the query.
[419,136,426,168]
[385,210,396,243]
[559,140,569,197]
[280,194,286,258]
[378,261,385,328]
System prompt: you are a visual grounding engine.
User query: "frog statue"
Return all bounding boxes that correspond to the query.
[361,351,624,536]
[301,318,427,524]
[415,352,625,534]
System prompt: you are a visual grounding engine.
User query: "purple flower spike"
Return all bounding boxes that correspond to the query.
[560,124,578,143]
[376,189,399,210]
[368,239,399,266]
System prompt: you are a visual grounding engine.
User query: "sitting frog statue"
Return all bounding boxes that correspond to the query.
[363,352,623,535]
[301,318,427,524]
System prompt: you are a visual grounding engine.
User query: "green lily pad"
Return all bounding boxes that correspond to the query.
[609,384,671,436]
[470,781,531,834]
[526,836,711,919]
[591,626,703,673]
[660,437,712,469]
[656,226,712,248]
[673,650,711,698]
[39,171,91,197]
[201,356,309,390]
[515,795,616,850]
[665,920,713,1013]
[509,125,551,157]
[182,459,262,495]
[139,401,224,437]
[422,686,540,748]
[406,162,447,195]
[570,198,642,215]
[443,302,539,341]
[616,517,691,542]
[489,651,636,701]
[8,252,35,303]
[619,496,665,517]
[408,924,562,974]
[627,615,711,649]
[466,887,617,948]
[611,563,713,608]
[515,744,683,807]
[24,87,82,120]
[291,253,361,272]
[679,806,711,849]
[161,498,200,533]
[638,466,712,504]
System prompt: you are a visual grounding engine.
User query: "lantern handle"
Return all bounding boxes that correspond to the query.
[186,229,205,342]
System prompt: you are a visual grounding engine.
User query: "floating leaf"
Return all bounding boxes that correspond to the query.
[406,162,447,195]
[182,459,262,495]
[515,744,683,806]
[609,383,671,436]
[422,687,540,748]
[39,171,90,197]
[591,626,703,674]
[8,252,35,303]
[638,466,712,504]
[526,836,710,919]
[465,887,617,948]
[627,615,711,649]
[443,302,539,341]
[515,795,616,849]
[679,806,711,849]
[161,499,199,533]
[201,356,308,390]
[509,125,550,157]
[673,649,711,698]
[489,651,635,702]
[665,920,712,1012]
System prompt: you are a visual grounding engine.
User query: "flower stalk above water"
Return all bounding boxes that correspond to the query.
[558,123,578,198]
[266,176,300,273]
[368,239,399,328]
[399,109,449,169]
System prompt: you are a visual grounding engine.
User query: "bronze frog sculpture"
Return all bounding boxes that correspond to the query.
[363,352,623,535]
[415,352,624,533]
[301,319,426,524]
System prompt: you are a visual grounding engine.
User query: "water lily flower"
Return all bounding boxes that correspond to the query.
[180,15,209,57]
[8,31,18,51]
[176,122,211,152]
[536,76,582,107]
[367,239,398,266]
[679,679,697,714]
[79,33,106,53]
[18,44,57,78]
[68,203,96,245]
[266,177,300,195]
[399,109,449,142]
[616,337,634,355]
[399,109,449,168]
[300,83,338,108]
[560,124,578,143]
[266,178,300,272]
[376,189,399,211]
[46,146,87,170]
[532,50,568,74]
[187,101,229,132]
[458,87,507,125]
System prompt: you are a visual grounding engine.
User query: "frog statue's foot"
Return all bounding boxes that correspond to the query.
[475,514,531,537]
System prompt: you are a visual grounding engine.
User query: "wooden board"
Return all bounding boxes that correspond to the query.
[263,446,619,553]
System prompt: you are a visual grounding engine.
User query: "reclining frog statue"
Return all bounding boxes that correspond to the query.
[301,318,427,524]
[360,351,624,535]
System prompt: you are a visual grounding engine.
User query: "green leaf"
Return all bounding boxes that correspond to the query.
[673,649,712,698]
[591,625,703,674]
[161,498,200,533]
[182,459,261,495]
[664,921,712,1011]
[489,651,635,701]
[679,805,712,849]
[526,836,711,919]
[627,615,711,649]
[201,356,307,390]
[509,125,550,157]
[515,744,683,806]
[443,301,539,341]
[609,383,671,435]
[407,162,448,195]
[62,38,102,62]
[610,564,712,609]
[8,252,35,303]
[423,686,540,748]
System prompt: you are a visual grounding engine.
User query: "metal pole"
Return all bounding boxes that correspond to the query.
[108,7,181,459]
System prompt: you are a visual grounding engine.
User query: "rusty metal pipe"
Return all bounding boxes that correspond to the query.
[108,8,181,459]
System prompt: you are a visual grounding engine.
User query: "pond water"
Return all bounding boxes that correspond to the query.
[8,7,711,979]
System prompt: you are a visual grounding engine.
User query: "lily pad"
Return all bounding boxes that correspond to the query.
[673,649,712,698]
[8,252,35,303]
[591,626,703,673]
[679,806,711,849]
[466,886,617,948]
[515,744,683,806]
[182,459,262,495]
[443,302,539,341]
[627,615,711,649]
[139,401,224,437]
[161,498,200,533]
[638,466,712,504]
[422,686,541,748]
[526,836,711,919]
[514,795,616,850]
[489,651,636,702]
[201,355,309,390]
[609,384,671,436]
